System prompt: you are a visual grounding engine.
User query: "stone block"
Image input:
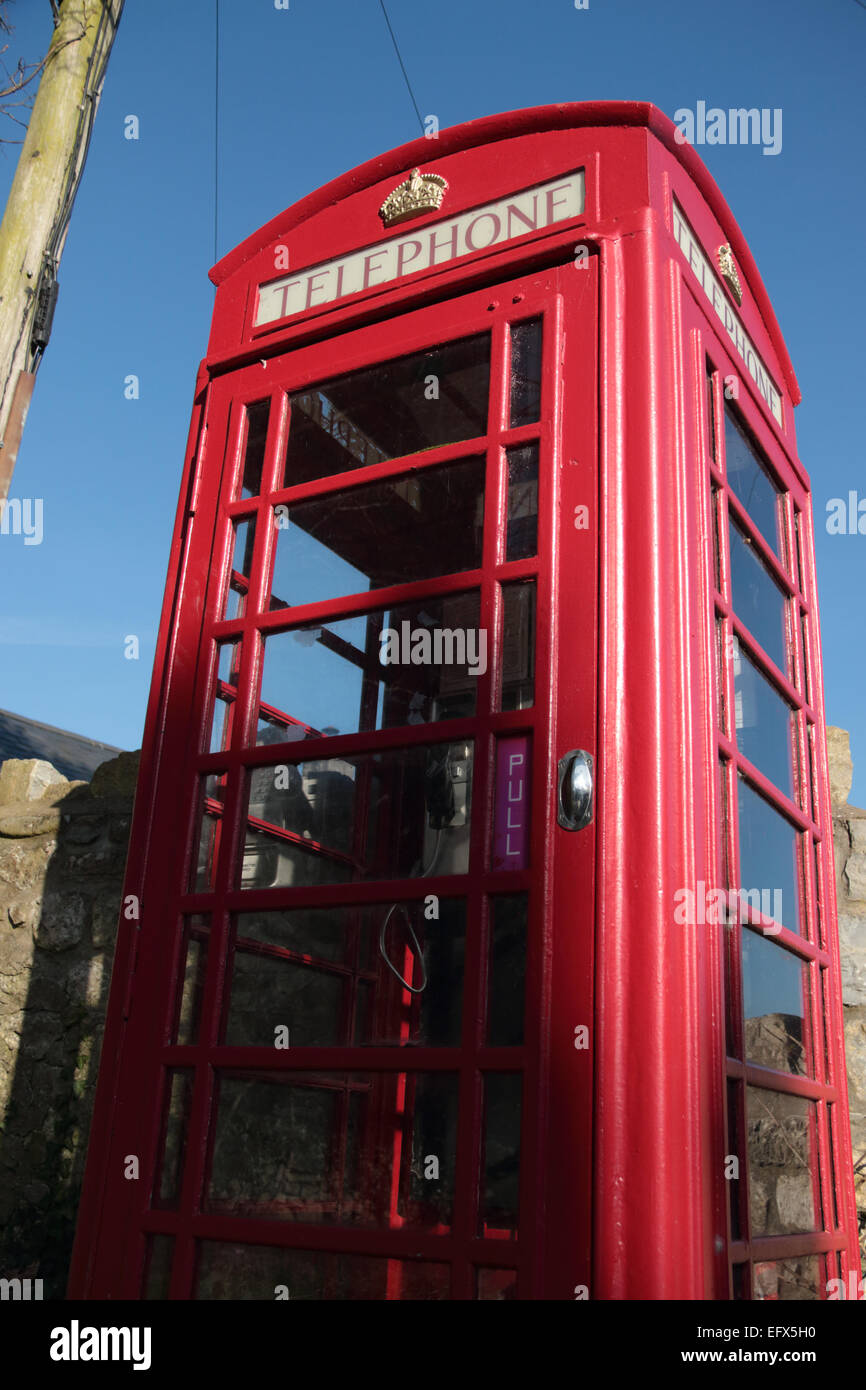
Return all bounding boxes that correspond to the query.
[827,727,854,809]
[6,898,39,931]
[0,806,62,838]
[65,956,107,1010]
[0,760,67,807]
[60,814,104,846]
[33,892,89,952]
[90,897,120,948]
[839,916,866,1007]
[0,838,56,893]
[89,751,141,802]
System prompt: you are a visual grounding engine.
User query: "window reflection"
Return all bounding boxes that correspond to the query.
[506,443,538,561]
[258,592,483,742]
[733,637,794,798]
[487,895,527,1046]
[509,318,542,428]
[240,741,474,889]
[746,1087,820,1237]
[737,778,801,935]
[753,1256,822,1301]
[742,929,810,1075]
[729,520,788,673]
[279,334,490,489]
[223,517,256,620]
[479,1073,521,1236]
[499,582,535,711]
[725,406,781,555]
[207,1071,459,1230]
[239,401,270,499]
[225,900,466,1047]
[195,1242,450,1300]
[270,457,485,610]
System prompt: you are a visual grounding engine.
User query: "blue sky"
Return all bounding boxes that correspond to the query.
[0,0,864,799]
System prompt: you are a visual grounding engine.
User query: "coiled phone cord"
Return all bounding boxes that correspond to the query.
[377,829,443,993]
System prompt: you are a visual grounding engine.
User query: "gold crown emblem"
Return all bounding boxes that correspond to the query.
[379,168,448,227]
[717,244,743,305]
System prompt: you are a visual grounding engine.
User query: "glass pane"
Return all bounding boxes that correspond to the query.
[706,361,717,461]
[144,1236,174,1300]
[476,1268,518,1300]
[174,916,209,1046]
[500,581,535,711]
[240,400,270,499]
[270,456,485,609]
[506,443,538,561]
[726,1080,742,1240]
[225,900,466,1047]
[209,693,234,754]
[753,1256,822,1301]
[195,1242,450,1300]
[218,640,241,685]
[258,591,483,743]
[209,642,241,754]
[725,405,781,555]
[715,617,727,733]
[479,1073,521,1236]
[821,1101,839,1231]
[487,894,527,1046]
[746,1087,820,1236]
[240,741,473,889]
[737,778,802,934]
[814,841,825,950]
[207,1071,459,1230]
[223,517,256,620]
[800,611,812,705]
[279,334,489,489]
[509,318,542,427]
[155,1069,193,1207]
[192,774,226,892]
[711,486,721,591]
[728,520,788,673]
[742,930,811,1076]
[719,759,737,1059]
[794,510,806,595]
[733,638,794,798]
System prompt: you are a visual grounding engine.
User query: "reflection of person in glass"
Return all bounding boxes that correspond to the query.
[302,727,356,857]
[243,722,313,888]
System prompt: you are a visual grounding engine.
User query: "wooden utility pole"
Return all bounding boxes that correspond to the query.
[0,0,124,503]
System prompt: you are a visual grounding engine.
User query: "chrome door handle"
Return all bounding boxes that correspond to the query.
[557,749,593,830]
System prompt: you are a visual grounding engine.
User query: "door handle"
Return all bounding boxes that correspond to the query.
[557,749,593,830]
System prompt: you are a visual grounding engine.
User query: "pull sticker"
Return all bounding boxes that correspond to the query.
[493,736,531,870]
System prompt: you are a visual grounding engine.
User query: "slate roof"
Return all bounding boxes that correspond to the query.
[0,708,124,782]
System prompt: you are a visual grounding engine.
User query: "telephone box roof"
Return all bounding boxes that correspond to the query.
[210,101,800,406]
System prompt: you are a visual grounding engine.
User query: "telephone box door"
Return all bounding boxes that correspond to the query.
[73,259,597,1301]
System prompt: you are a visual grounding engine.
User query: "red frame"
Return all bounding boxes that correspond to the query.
[69,102,859,1301]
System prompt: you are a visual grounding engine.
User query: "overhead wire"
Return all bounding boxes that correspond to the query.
[377,0,425,136]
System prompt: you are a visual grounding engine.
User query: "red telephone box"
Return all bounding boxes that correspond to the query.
[69,102,861,1301]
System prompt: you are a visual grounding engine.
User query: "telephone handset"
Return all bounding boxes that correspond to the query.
[424,746,456,828]
[423,743,471,829]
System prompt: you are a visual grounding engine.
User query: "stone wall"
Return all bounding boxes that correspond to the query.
[0,735,864,1296]
[827,728,866,1271]
[0,753,137,1298]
